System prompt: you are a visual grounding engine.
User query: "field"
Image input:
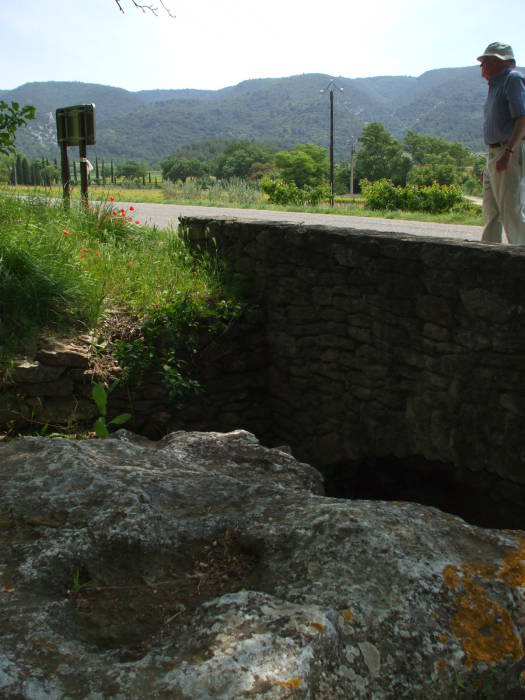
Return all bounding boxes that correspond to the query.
[0,181,484,226]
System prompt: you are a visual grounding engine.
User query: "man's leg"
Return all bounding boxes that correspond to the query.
[501,144,525,245]
[482,159,503,243]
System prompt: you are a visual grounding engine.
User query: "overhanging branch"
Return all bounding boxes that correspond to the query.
[114,0,175,17]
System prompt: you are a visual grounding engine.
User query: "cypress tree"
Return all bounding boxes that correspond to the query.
[110,160,114,184]
[73,161,77,183]
[22,158,30,185]
[16,154,23,185]
[102,159,106,186]
[95,156,100,184]
[148,172,151,184]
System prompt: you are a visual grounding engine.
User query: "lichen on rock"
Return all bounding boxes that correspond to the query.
[1,429,524,698]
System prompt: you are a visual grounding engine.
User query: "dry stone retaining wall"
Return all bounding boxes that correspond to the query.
[183,216,525,518]
[0,311,269,441]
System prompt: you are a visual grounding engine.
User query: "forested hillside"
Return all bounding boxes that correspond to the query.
[1,65,511,163]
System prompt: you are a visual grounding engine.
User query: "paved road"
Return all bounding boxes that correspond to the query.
[117,201,484,242]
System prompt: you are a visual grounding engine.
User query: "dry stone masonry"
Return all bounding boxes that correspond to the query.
[183,216,525,528]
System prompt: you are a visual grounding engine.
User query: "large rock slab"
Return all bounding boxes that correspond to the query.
[1,430,525,698]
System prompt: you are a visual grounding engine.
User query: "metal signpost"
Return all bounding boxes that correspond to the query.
[56,104,96,207]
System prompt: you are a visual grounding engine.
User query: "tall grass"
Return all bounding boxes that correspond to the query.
[0,192,231,358]
[161,177,265,208]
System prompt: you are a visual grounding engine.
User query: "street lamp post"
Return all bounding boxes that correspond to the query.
[320,79,343,208]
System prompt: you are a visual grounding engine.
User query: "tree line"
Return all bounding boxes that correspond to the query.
[159,125,485,201]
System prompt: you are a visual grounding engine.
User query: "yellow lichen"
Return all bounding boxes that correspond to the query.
[497,537,525,588]
[435,659,448,670]
[448,563,523,668]
[309,621,326,633]
[277,677,302,689]
[341,608,353,623]
[443,565,459,590]
[438,634,449,645]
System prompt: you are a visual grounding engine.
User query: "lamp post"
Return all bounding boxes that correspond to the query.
[320,79,343,207]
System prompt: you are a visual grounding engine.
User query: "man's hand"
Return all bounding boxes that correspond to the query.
[496,149,512,172]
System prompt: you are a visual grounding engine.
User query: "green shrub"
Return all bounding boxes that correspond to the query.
[360,178,464,213]
[260,178,328,206]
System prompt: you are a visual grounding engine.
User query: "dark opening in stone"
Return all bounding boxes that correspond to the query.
[322,456,525,530]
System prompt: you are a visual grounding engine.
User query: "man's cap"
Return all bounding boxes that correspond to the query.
[477,42,515,62]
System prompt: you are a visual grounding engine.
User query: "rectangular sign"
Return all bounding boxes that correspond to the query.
[56,104,96,146]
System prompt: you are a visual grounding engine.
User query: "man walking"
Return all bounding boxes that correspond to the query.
[477,42,525,244]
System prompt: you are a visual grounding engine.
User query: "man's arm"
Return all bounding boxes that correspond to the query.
[496,115,525,172]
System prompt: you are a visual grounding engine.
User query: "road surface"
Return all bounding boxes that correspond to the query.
[117,201,485,243]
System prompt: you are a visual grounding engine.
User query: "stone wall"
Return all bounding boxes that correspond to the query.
[0,311,269,441]
[183,216,525,517]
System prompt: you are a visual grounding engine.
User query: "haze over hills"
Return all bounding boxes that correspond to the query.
[0,66,505,163]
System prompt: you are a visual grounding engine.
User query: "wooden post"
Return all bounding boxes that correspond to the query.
[79,141,88,205]
[60,142,70,209]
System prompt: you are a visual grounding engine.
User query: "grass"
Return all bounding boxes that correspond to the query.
[1,180,484,226]
[0,191,234,360]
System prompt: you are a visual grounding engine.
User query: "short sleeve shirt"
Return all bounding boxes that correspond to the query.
[483,67,525,145]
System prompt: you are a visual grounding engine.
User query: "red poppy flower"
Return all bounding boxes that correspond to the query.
[109,195,114,202]
[135,220,140,225]
[129,205,134,211]
[120,209,125,217]
[63,229,70,235]
[81,247,89,252]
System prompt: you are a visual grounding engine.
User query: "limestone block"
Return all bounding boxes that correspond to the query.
[1,431,524,698]
[8,360,65,385]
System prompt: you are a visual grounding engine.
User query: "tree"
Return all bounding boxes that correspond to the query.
[403,130,472,169]
[116,160,147,181]
[161,156,206,182]
[274,143,329,189]
[0,154,11,183]
[0,101,35,155]
[213,141,273,180]
[355,123,411,186]
[406,161,458,187]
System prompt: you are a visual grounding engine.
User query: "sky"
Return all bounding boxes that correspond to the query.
[1,0,525,93]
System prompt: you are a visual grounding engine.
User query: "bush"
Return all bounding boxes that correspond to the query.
[361,179,464,213]
[260,178,328,206]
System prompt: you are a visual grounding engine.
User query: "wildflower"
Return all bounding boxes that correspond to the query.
[127,217,133,222]
[79,254,85,259]
[120,209,125,217]
[135,220,140,225]
[63,229,70,235]
[129,259,134,266]
[109,195,114,202]
[95,251,100,257]
[81,247,89,252]
[129,205,134,211]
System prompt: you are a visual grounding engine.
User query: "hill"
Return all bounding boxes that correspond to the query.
[0,67,506,163]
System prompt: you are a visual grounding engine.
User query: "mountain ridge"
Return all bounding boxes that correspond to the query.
[1,66,513,163]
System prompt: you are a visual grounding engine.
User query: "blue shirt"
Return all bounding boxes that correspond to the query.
[483,67,525,144]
